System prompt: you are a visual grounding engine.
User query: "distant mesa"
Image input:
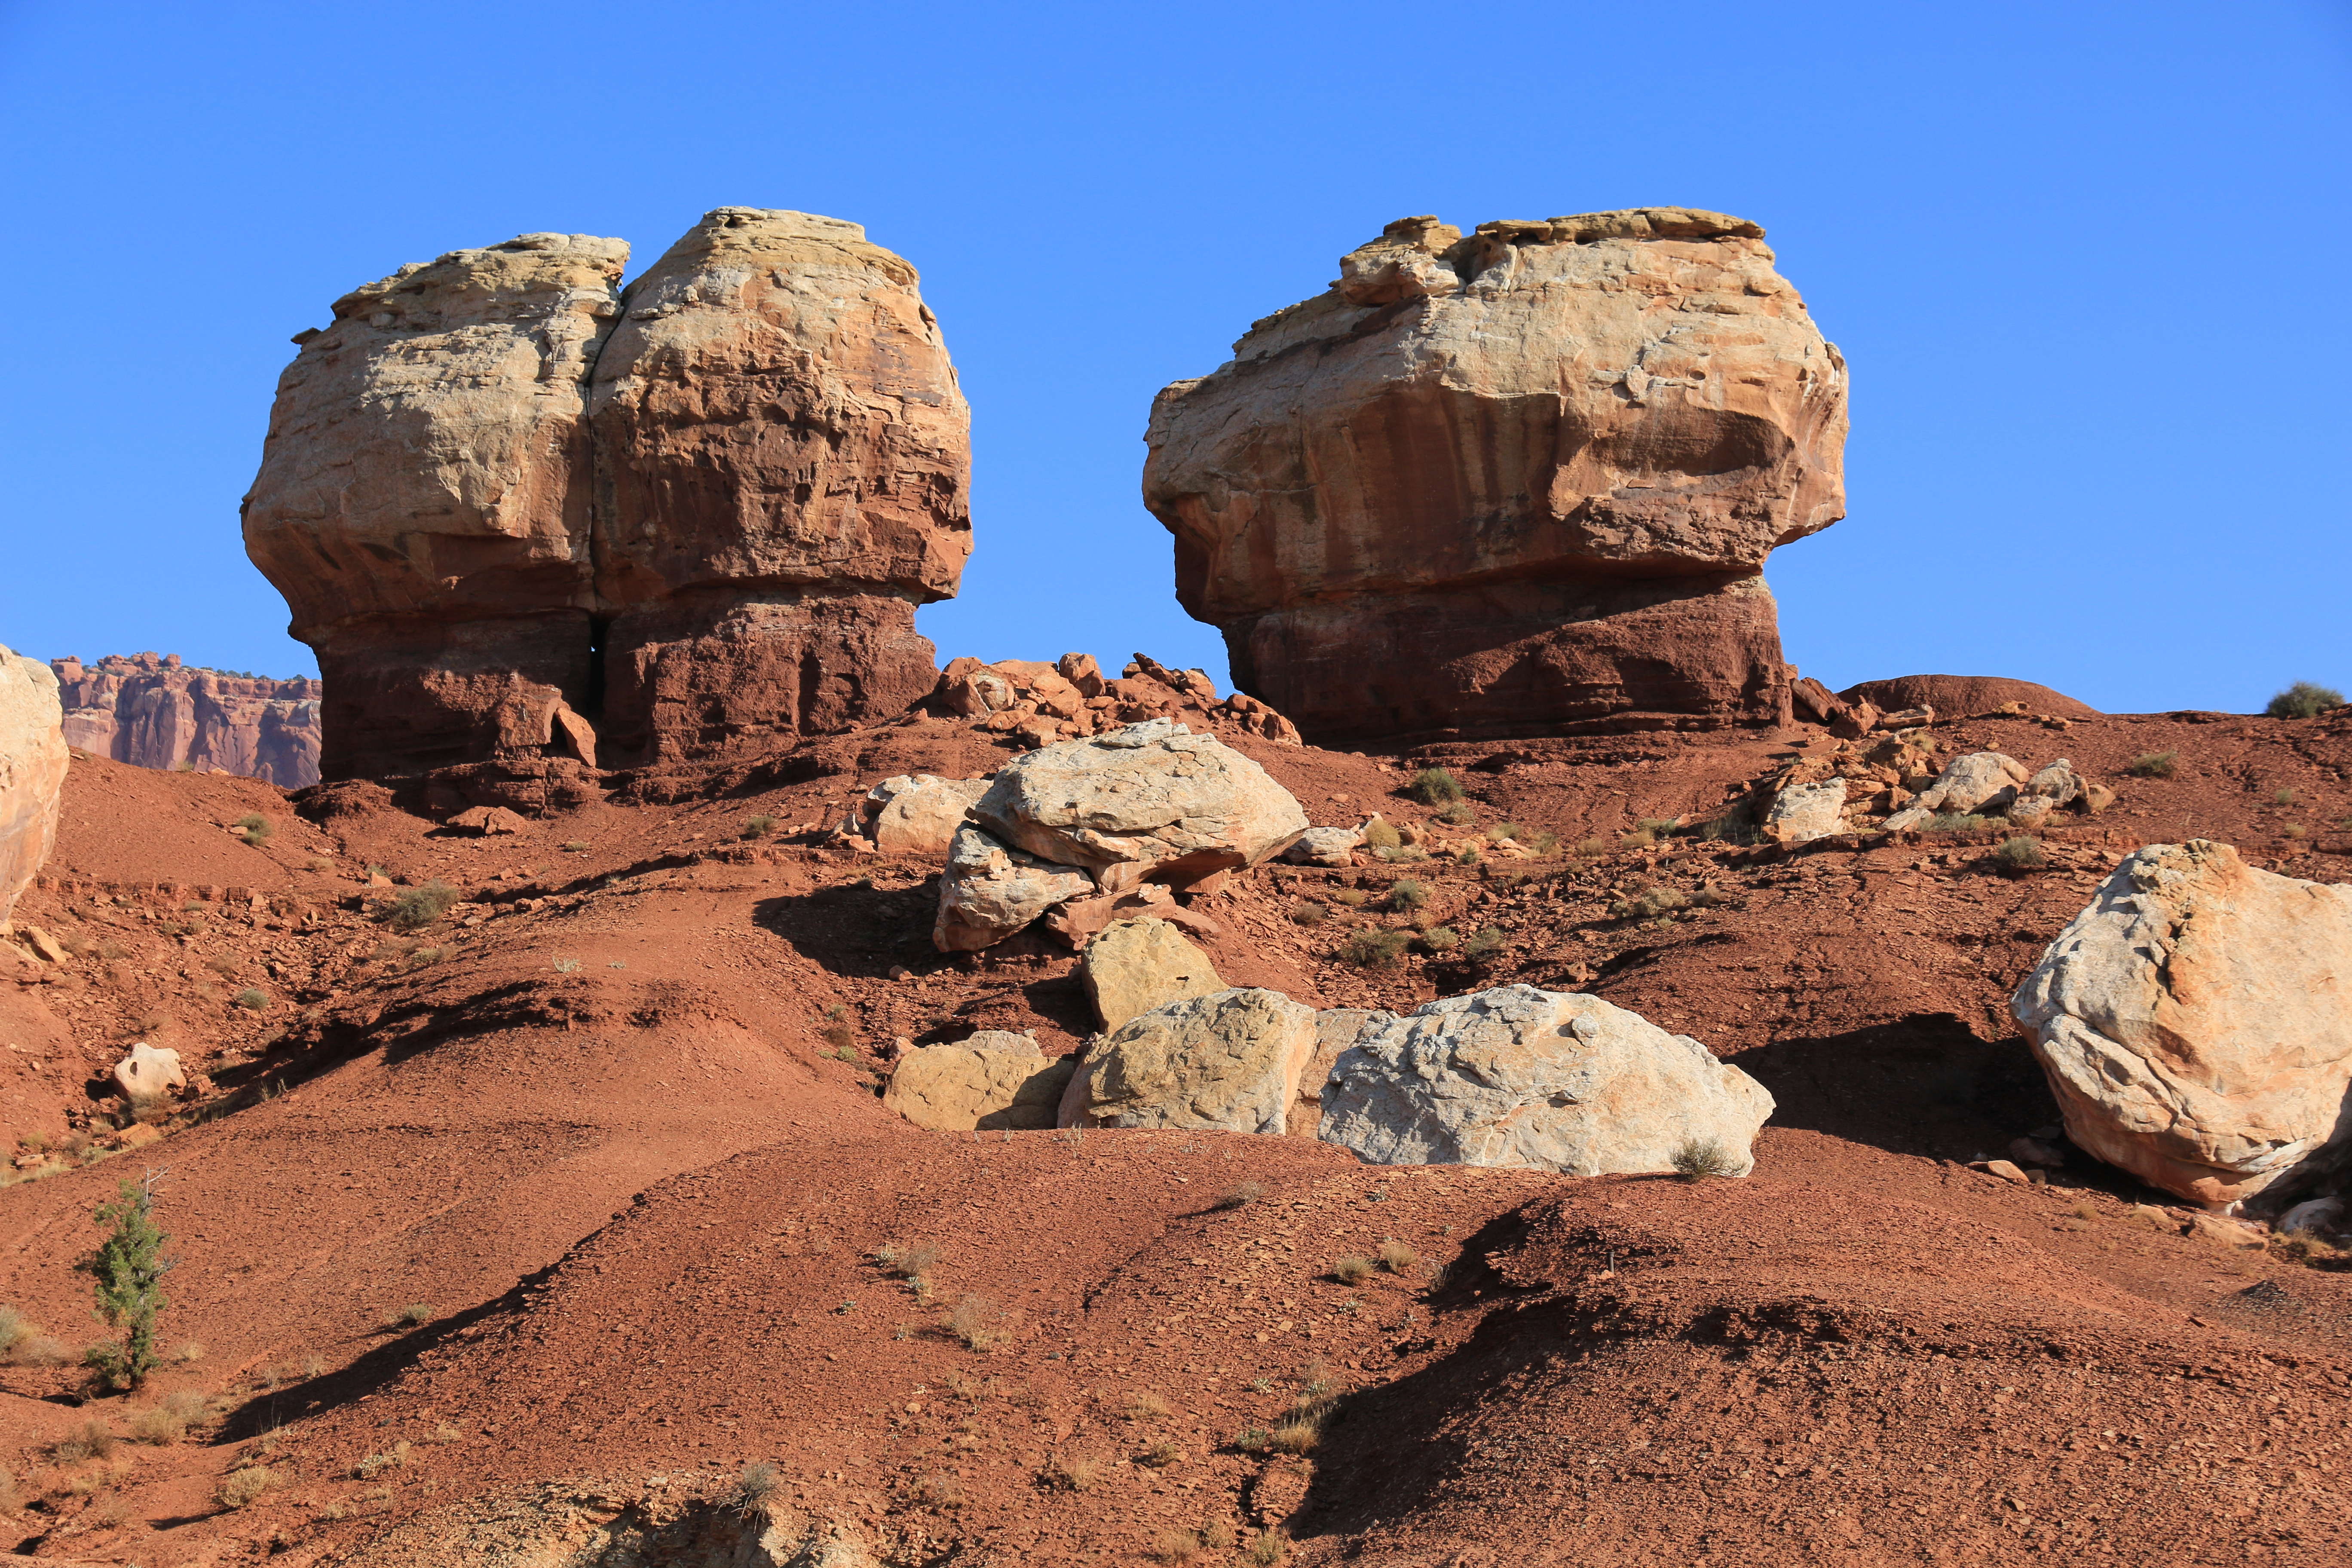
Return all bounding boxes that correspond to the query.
[242,208,971,783]
[49,652,321,788]
[1143,208,1849,746]
[1840,674,2100,719]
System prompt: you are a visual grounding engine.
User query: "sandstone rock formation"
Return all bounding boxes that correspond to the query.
[1143,209,1847,745]
[51,654,322,787]
[1764,779,1847,846]
[245,210,969,781]
[932,827,1093,952]
[1293,1008,1396,1139]
[972,720,1306,891]
[1842,675,2099,719]
[858,775,990,856]
[937,652,1302,750]
[1320,984,1775,1173]
[1060,988,1318,1134]
[1080,918,1224,1031]
[110,1041,186,1105]
[2011,841,2352,1208]
[882,1032,1073,1131]
[0,646,68,928]
[1281,826,1365,867]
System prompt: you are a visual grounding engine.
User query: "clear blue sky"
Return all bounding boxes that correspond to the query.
[2,1,2345,713]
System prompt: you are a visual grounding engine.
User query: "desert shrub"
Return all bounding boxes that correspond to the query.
[1672,1139,1742,1181]
[1331,1256,1374,1286]
[1287,902,1327,927]
[1405,768,1464,805]
[2127,750,2178,779]
[1487,821,1523,843]
[1436,800,1478,827]
[382,1302,433,1330]
[1418,926,1459,953]
[1528,830,1562,856]
[741,815,778,840]
[1232,1425,1273,1454]
[563,841,588,853]
[2286,823,2308,839]
[1043,1453,1100,1491]
[1248,1534,1289,1566]
[1619,827,1656,850]
[84,1175,174,1390]
[1151,1527,1202,1563]
[1377,843,1425,864]
[552,958,581,974]
[54,1417,115,1461]
[2266,682,2343,719]
[730,1459,784,1520]
[1637,818,1679,837]
[1215,1181,1266,1211]
[1925,813,1994,832]
[1138,1438,1182,1468]
[354,1441,412,1478]
[1340,929,1412,968]
[876,1240,943,1283]
[382,881,457,932]
[1360,819,1401,850]
[1126,1390,1173,1421]
[1202,1520,1237,1549]
[1611,885,1687,921]
[234,987,268,1012]
[1387,879,1428,911]
[2273,787,2297,806]
[1994,836,2046,869]
[1377,1240,1418,1274]
[236,814,273,845]
[1268,1416,1321,1454]
[1462,928,1507,963]
[943,1294,1006,1351]
[129,1392,206,1445]
[214,1465,276,1510]
[0,1303,34,1359]
[1455,846,1480,866]
[1330,887,1368,906]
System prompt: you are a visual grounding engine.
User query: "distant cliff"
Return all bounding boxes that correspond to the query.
[50,653,321,788]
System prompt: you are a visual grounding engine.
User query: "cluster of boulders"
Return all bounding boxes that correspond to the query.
[936,650,1300,750]
[1759,725,2116,846]
[932,719,1307,950]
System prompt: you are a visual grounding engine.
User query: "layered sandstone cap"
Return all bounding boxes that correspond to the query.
[1143,208,1847,620]
[590,207,973,609]
[242,233,630,635]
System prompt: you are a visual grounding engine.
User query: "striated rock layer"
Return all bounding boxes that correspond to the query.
[0,645,68,925]
[1143,208,1847,745]
[51,653,321,787]
[244,210,970,781]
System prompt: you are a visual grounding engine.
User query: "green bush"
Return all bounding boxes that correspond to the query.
[1341,929,1412,967]
[2127,750,2178,779]
[234,814,272,845]
[383,880,457,931]
[1671,1139,1742,1180]
[1994,836,2046,869]
[742,814,779,840]
[1436,801,1478,827]
[1405,768,1464,805]
[82,1175,174,1390]
[1462,927,1508,963]
[2266,682,2343,719]
[233,987,268,1012]
[1388,879,1429,911]
[1361,819,1402,850]
[1418,926,1460,952]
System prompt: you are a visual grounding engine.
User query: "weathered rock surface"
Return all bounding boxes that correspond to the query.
[932,827,1093,952]
[1764,778,1847,845]
[245,209,971,781]
[1292,1008,1396,1139]
[1841,675,2098,719]
[973,720,1306,890]
[1282,826,1365,867]
[51,654,321,787]
[1320,984,1775,1173]
[934,651,1302,750]
[1080,918,1224,1031]
[1913,752,2032,817]
[111,1041,186,1104]
[860,774,989,856]
[0,646,68,927]
[882,1032,1073,1131]
[1061,988,1318,1133]
[2011,840,2352,1207]
[1143,209,1847,745]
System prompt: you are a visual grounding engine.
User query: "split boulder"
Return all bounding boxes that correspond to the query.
[2012,840,2352,1207]
[1060,987,1318,1134]
[1080,919,1225,1031]
[862,775,990,856]
[932,827,1093,952]
[1293,1008,1396,1139]
[1320,984,1775,1174]
[883,1032,1075,1131]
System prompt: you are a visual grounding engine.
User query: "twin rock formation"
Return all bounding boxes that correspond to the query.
[247,204,1845,776]
[243,210,969,781]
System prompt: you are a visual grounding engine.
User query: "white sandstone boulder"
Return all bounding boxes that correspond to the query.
[1765,778,1847,845]
[862,774,990,856]
[1914,751,2031,817]
[932,827,1094,952]
[0,645,68,928]
[112,1041,186,1104]
[883,1031,1074,1130]
[1060,987,1318,1134]
[1080,918,1224,1031]
[1281,826,1365,867]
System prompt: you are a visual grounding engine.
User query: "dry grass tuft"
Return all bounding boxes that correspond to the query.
[1138,1438,1182,1468]
[53,1418,115,1462]
[1247,1533,1289,1565]
[1360,820,1402,851]
[876,1239,943,1283]
[1340,928,1412,968]
[1994,835,2046,869]
[1126,1389,1173,1421]
[1377,1240,1419,1274]
[943,1294,1007,1351]
[214,1464,276,1510]
[1331,1256,1374,1286]
[1152,1527,1203,1562]
[1043,1453,1101,1491]
[382,881,458,932]
[1215,1180,1266,1211]
[1672,1139,1743,1180]
[1268,1417,1321,1454]
[2127,750,2178,779]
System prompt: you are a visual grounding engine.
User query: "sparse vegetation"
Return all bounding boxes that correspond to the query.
[1139,1437,1182,1468]
[1232,1425,1272,1453]
[53,1417,116,1461]
[1611,885,1687,921]
[1377,1240,1419,1274]
[2127,750,2179,779]
[381,1302,433,1331]
[1202,1520,1237,1549]
[1044,1453,1101,1491]
[1360,819,1401,851]
[234,986,268,1011]
[83,1173,174,1390]
[1247,1534,1289,1566]
[552,958,581,974]
[1418,925,1459,953]
[1387,879,1428,911]
[0,1303,34,1359]
[1287,901,1327,927]
[1340,928,1412,967]
[1332,1256,1374,1286]
[382,880,457,931]
[944,1294,1006,1351]
[1488,821,1523,842]
[1376,843,1425,864]
[235,814,273,845]
[214,1464,277,1510]
[1151,1526,1203,1562]
[742,814,779,840]
[1436,801,1478,827]
[1672,1138,1743,1181]
[1405,767,1464,805]
[1268,1415,1321,1454]
[876,1239,943,1289]
[563,841,589,853]
[1330,887,1368,906]
[2273,787,2297,807]
[1214,1181,1266,1211]
[354,1441,412,1478]
[1925,813,1996,832]
[129,1390,208,1445]
[2266,681,2343,719]
[1126,1390,1173,1421]
[1462,927,1508,964]
[1994,835,2047,869]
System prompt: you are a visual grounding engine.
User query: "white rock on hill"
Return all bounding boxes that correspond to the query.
[1320,984,1775,1174]
[1059,987,1318,1134]
[2012,839,2352,1208]
[861,774,990,856]
[932,827,1094,952]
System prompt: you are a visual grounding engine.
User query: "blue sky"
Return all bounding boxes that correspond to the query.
[1,0,2345,712]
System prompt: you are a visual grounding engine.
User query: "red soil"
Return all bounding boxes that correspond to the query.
[2,705,2348,1565]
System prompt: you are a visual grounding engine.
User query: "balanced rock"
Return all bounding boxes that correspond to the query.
[111,1041,186,1104]
[1320,984,1775,1173]
[861,774,990,856]
[883,1032,1074,1131]
[973,719,1306,891]
[1060,988,1318,1134]
[1081,919,1224,1031]
[2012,840,2352,1207]
[933,827,1093,952]
[0,646,68,927]
[1143,210,1847,745]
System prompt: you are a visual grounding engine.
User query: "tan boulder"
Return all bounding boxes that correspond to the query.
[1281,826,1365,867]
[448,805,529,835]
[1320,984,1774,1173]
[1040,884,1223,947]
[974,719,1306,890]
[1061,988,1319,1134]
[0,646,68,927]
[1143,210,1846,744]
[2012,840,2352,1207]
[883,1032,1074,1131]
[1292,1008,1396,1138]
[1914,751,2031,817]
[1764,779,1847,845]
[112,1041,186,1104]
[1081,919,1224,1031]
[932,827,1093,951]
[861,775,989,856]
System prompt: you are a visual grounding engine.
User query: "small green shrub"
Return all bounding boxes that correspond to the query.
[233,987,268,1012]
[1387,879,1428,911]
[1436,801,1478,827]
[1528,830,1562,856]
[1418,926,1459,953]
[382,1302,433,1330]
[84,1175,174,1390]
[742,815,779,840]
[1672,1139,1742,1180]
[1488,822,1522,843]
[382,880,457,931]
[235,814,273,845]
[1233,1426,1273,1454]
[1405,768,1464,805]
[1994,835,2046,869]
[2127,750,2178,779]
[2266,682,2343,719]
[1341,929,1412,967]
[1376,843,1425,864]
[2273,787,2297,807]
[1456,846,1480,866]
[215,1464,276,1510]
[1268,1416,1321,1454]
[1462,927,1507,963]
